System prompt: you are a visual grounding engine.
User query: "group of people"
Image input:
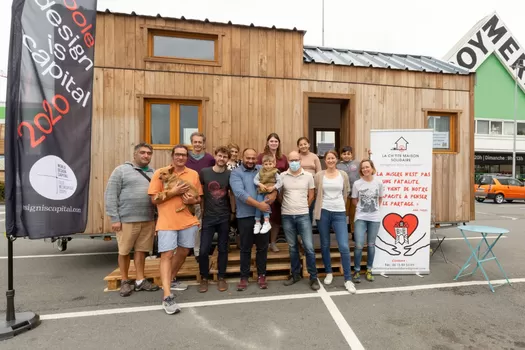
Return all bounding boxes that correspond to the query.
[105,132,383,315]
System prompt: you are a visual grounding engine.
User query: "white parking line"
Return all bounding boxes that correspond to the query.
[329,278,525,296]
[500,216,518,220]
[317,283,364,349]
[40,277,525,321]
[0,252,118,259]
[430,237,507,241]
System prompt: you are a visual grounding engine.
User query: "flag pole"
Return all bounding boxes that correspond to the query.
[0,235,40,340]
[322,0,325,46]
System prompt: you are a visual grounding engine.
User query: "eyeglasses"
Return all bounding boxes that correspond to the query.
[173,153,188,158]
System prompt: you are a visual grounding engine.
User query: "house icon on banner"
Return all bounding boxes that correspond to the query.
[392,137,409,151]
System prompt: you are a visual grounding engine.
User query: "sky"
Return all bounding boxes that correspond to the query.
[0,0,525,102]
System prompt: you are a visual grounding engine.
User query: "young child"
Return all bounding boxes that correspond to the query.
[253,154,282,234]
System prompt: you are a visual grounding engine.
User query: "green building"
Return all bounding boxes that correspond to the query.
[444,12,525,177]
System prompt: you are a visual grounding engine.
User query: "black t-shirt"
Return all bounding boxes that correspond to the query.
[200,167,231,222]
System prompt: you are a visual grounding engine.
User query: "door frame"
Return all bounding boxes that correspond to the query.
[302,92,356,155]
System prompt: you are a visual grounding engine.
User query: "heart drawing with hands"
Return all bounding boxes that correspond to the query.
[382,213,419,241]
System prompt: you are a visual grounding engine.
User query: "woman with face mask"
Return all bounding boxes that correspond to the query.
[313,150,356,294]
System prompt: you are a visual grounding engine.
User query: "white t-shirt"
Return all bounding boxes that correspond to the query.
[280,170,315,215]
[321,173,346,212]
[351,178,384,222]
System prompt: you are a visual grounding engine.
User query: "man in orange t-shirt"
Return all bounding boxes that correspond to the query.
[148,144,203,315]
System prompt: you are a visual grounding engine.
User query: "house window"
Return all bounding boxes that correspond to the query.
[490,121,502,135]
[145,99,202,149]
[426,111,458,153]
[518,122,525,136]
[148,29,219,65]
[504,122,515,136]
[476,120,520,136]
[476,120,489,134]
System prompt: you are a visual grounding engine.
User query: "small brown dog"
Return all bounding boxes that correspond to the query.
[155,165,199,215]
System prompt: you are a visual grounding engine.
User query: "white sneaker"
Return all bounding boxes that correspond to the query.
[344,280,357,294]
[324,273,333,285]
[260,221,272,234]
[253,222,262,234]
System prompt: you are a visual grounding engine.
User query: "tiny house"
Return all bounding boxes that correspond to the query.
[6,9,476,234]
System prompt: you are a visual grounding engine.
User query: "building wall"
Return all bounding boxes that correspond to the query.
[82,12,474,233]
[475,54,525,121]
[474,54,525,177]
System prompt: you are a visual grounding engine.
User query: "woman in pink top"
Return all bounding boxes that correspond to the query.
[257,133,288,252]
[297,137,322,222]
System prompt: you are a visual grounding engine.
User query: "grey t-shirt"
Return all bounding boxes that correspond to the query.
[351,178,384,222]
[336,160,360,193]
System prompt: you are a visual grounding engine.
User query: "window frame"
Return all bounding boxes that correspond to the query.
[145,27,222,66]
[424,110,459,154]
[475,118,525,137]
[144,98,203,150]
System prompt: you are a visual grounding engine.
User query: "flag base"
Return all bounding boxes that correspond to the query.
[0,312,40,341]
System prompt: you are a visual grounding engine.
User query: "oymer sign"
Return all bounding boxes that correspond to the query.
[444,12,525,92]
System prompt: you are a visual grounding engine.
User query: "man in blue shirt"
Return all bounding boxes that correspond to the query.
[230,148,277,291]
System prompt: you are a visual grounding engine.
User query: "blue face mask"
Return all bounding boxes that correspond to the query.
[289,161,301,172]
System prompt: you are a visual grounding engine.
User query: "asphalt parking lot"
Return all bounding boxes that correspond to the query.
[0,202,525,349]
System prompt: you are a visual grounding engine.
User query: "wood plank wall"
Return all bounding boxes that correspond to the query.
[84,12,473,233]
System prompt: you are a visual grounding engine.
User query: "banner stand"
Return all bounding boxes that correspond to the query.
[0,236,40,340]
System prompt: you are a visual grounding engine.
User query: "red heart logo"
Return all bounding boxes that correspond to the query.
[382,213,419,240]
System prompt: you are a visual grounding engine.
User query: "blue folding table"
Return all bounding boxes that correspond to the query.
[454,225,510,292]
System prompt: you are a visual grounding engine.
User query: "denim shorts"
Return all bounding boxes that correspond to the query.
[157,225,198,252]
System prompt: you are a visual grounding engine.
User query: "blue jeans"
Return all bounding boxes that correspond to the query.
[254,192,271,220]
[308,198,316,224]
[316,209,352,281]
[282,214,318,279]
[354,219,380,272]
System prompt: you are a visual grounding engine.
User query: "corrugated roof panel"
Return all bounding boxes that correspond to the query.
[303,46,470,75]
[98,9,469,75]
[98,9,307,34]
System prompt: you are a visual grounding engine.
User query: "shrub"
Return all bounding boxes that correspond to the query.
[0,181,4,202]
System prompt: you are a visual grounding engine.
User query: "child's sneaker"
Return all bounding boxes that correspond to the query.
[253,222,262,234]
[352,271,361,283]
[260,221,272,234]
[366,269,374,282]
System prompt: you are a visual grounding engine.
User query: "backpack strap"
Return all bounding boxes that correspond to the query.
[129,164,151,182]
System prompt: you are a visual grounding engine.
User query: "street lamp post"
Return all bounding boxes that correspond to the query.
[513,59,525,179]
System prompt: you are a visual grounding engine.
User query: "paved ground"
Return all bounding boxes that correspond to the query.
[0,203,525,349]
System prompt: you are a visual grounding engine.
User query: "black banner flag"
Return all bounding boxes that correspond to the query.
[5,0,98,239]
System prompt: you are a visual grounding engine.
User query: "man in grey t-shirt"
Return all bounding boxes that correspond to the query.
[105,143,159,297]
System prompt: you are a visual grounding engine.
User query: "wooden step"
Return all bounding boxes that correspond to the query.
[254,260,291,281]
[103,239,367,290]
[301,252,368,278]
[103,257,205,291]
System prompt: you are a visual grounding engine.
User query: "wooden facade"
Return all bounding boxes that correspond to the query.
[9,11,477,233]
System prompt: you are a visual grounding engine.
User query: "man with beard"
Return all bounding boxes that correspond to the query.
[198,146,234,293]
[230,148,277,291]
[186,132,215,258]
[105,143,159,297]
[149,145,203,314]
